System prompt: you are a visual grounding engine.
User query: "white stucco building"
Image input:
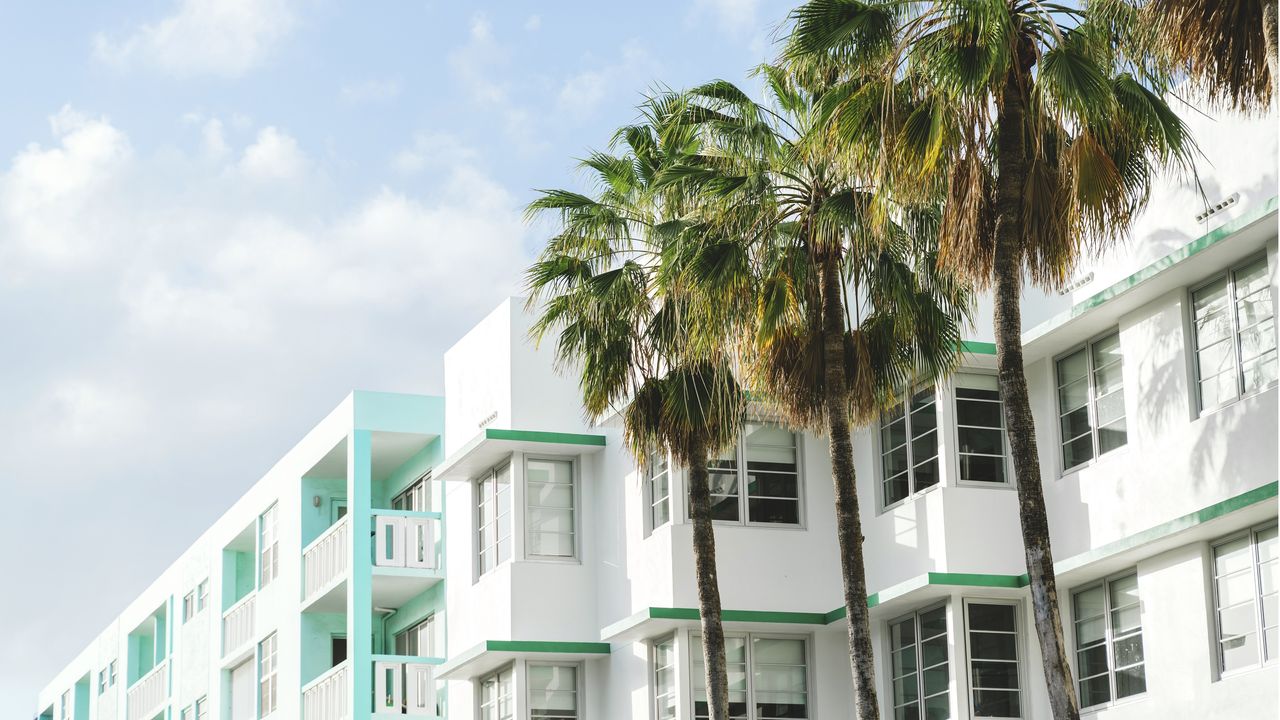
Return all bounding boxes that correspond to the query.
[32,106,1280,720]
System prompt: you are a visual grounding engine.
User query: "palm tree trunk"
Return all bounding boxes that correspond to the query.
[994,64,1080,720]
[1263,0,1279,99]
[819,254,880,720]
[687,440,732,720]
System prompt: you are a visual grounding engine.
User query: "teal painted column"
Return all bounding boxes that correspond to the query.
[348,429,373,719]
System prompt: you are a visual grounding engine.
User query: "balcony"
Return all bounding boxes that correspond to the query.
[222,591,256,661]
[126,660,167,720]
[303,512,443,612]
[300,659,439,720]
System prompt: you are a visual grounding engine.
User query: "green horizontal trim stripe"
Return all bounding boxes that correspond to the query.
[959,340,997,356]
[484,640,611,654]
[647,607,828,625]
[484,428,607,446]
[1055,481,1278,574]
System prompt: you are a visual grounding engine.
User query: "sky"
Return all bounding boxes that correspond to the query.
[0,0,796,710]
[3,1,1277,713]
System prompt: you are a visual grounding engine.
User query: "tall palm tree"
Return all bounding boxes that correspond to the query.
[524,95,748,720]
[1141,0,1277,111]
[787,3,1197,719]
[674,67,971,720]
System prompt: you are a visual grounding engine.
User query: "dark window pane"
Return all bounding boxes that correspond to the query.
[970,660,1019,688]
[968,604,1016,632]
[748,498,799,525]
[959,455,1005,484]
[1115,665,1146,698]
[972,689,1019,718]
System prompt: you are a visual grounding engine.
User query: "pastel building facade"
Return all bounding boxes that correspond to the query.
[32,105,1280,720]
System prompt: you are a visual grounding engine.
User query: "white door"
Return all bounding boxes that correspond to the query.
[231,659,254,720]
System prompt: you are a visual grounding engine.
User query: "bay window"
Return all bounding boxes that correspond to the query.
[1192,257,1277,411]
[704,423,802,526]
[880,387,939,506]
[526,458,576,558]
[1055,331,1127,472]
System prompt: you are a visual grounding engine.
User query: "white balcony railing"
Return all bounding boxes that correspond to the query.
[302,660,350,720]
[373,514,438,570]
[126,660,168,720]
[304,516,350,601]
[222,592,256,656]
[374,660,436,715]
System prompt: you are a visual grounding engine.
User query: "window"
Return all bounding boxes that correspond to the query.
[259,632,278,716]
[646,449,672,531]
[1055,331,1127,471]
[259,503,279,588]
[692,633,809,720]
[652,637,677,720]
[526,458,576,558]
[1212,523,1278,673]
[183,591,196,623]
[1072,573,1145,708]
[881,387,939,506]
[394,615,435,657]
[889,605,950,720]
[197,579,208,612]
[528,664,579,720]
[1193,257,1277,411]
[704,423,802,525]
[965,602,1021,718]
[478,666,514,720]
[476,463,512,575]
[196,696,209,720]
[954,375,1008,485]
[393,472,432,512]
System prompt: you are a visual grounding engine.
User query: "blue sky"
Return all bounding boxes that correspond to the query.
[0,0,794,710]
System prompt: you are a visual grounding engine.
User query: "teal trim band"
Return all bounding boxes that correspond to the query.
[1055,481,1278,574]
[484,640,611,654]
[484,428,606,446]
[959,340,998,356]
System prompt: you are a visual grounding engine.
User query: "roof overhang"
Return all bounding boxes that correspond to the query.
[434,428,607,480]
[436,640,612,679]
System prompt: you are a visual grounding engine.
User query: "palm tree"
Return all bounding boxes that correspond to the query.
[787,3,1197,719]
[675,67,971,720]
[524,94,748,720]
[1141,0,1277,111]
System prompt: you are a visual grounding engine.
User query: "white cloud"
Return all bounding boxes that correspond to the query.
[0,106,132,275]
[557,41,659,116]
[93,0,295,77]
[340,78,402,104]
[238,126,307,181]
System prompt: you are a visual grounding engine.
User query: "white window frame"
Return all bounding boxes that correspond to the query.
[962,598,1025,720]
[878,386,941,511]
[886,602,951,720]
[524,455,580,561]
[694,422,805,528]
[1210,522,1279,676]
[951,373,1012,488]
[393,471,432,512]
[526,661,582,720]
[1190,254,1278,414]
[650,634,679,720]
[475,461,513,579]
[477,664,515,720]
[1069,570,1146,710]
[686,630,813,720]
[644,449,673,535]
[259,503,279,589]
[1053,329,1128,474]
[258,631,278,717]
